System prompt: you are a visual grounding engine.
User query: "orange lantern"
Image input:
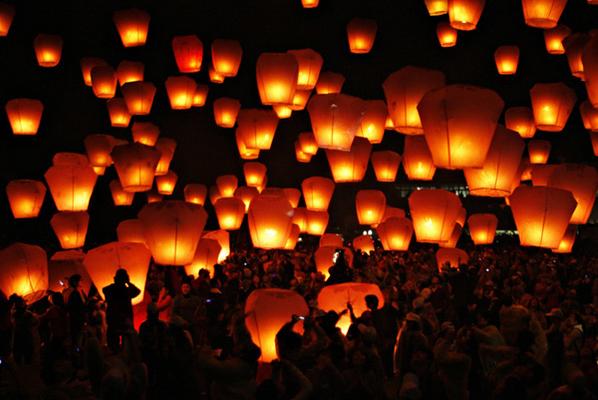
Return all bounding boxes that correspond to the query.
[563,33,589,80]
[467,213,498,245]
[531,164,559,186]
[292,207,308,233]
[113,9,150,47]
[165,76,196,110]
[110,180,134,206]
[302,176,335,211]
[543,24,571,54]
[236,130,261,160]
[211,39,242,77]
[234,186,259,212]
[193,84,209,107]
[371,151,401,182]
[273,105,292,119]
[216,175,238,198]
[295,142,313,163]
[548,164,598,224]
[6,180,46,219]
[505,106,537,138]
[111,143,161,192]
[463,126,525,197]
[209,186,220,205]
[326,137,371,183]
[419,84,504,169]
[215,197,245,230]
[509,186,577,248]
[48,251,91,295]
[84,242,150,305]
[403,136,437,180]
[0,243,48,303]
[50,211,89,249]
[448,0,485,30]
[520,158,534,181]
[521,0,567,29]
[5,98,43,135]
[377,217,413,251]
[184,184,207,205]
[107,98,131,127]
[425,0,448,15]
[256,53,298,106]
[580,101,598,131]
[409,189,462,243]
[438,223,462,248]
[552,224,577,253]
[528,140,551,164]
[80,57,108,86]
[289,89,311,111]
[84,134,117,169]
[245,289,308,362]
[213,97,241,128]
[320,233,343,248]
[317,283,383,334]
[494,46,520,75]
[308,94,365,151]
[288,48,322,90]
[172,35,203,73]
[244,162,267,187]
[383,66,446,135]
[203,230,230,263]
[0,3,15,36]
[248,194,294,249]
[155,138,177,176]
[132,121,160,146]
[185,238,221,277]
[356,100,386,143]
[298,131,318,155]
[284,224,301,250]
[116,60,144,86]
[282,188,301,208]
[314,246,353,279]
[236,109,279,150]
[315,71,346,95]
[91,65,117,98]
[436,22,458,47]
[353,235,374,254]
[530,82,576,131]
[436,248,469,270]
[92,166,106,176]
[44,163,97,211]
[122,81,156,115]
[117,219,146,244]
[155,171,178,195]
[33,34,62,67]
[583,35,598,107]
[346,18,377,54]
[305,210,329,236]
[301,0,320,7]
[209,67,225,83]
[380,206,406,223]
[355,190,386,225]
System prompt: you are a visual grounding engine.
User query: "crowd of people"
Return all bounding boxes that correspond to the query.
[0,236,597,400]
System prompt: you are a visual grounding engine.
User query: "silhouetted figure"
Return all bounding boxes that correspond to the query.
[11,295,39,365]
[64,274,87,359]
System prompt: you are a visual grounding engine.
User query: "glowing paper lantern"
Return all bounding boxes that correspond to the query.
[80,57,108,86]
[132,121,160,146]
[530,82,576,131]
[5,99,43,135]
[563,33,590,80]
[543,25,571,54]
[113,9,150,47]
[209,68,225,83]
[0,243,48,303]
[248,194,294,249]
[377,217,413,251]
[305,210,329,235]
[0,3,15,36]
[155,171,177,195]
[50,211,89,249]
[213,97,241,128]
[552,225,576,253]
[353,235,374,254]
[355,190,386,225]
[548,164,598,224]
[302,0,320,8]
[245,289,308,362]
[463,126,525,197]
[110,180,134,206]
[380,206,406,223]
[282,188,301,208]
[436,248,469,270]
[448,0,485,30]
[244,162,267,188]
[48,251,91,295]
[185,238,220,277]
[256,53,298,106]
[211,39,242,77]
[284,224,301,250]
[528,140,551,164]
[521,0,567,29]
[425,0,448,15]
[326,137,372,183]
[45,164,97,211]
[315,71,345,95]
[295,141,313,163]
[172,35,203,73]
[6,180,46,219]
[292,207,308,233]
[583,34,598,107]
[436,22,458,47]
[289,90,311,111]
[236,130,260,160]
[320,233,343,248]
[467,213,498,245]
[494,46,519,75]
[33,34,62,67]
[216,175,238,198]
[418,84,504,169]
[215,197,245,230]
[117,219,146,244]
[371,151,401,182]
[155,138,177,176]
[234,186,259,212]
[346,18,377,54]
[509,186,576,247]
[356,100,386,143]
[107,98,131,127]
[505,106,536,138]
[273,105,292,119]
[116,60,144,86]
[165,76,196,110]
[403,136,437,181]
[438,223,462,248]
[203,230,230,263]
[531,164,559,186]
[193,84,209,107]
[122,81,156,115]
[84,134,117,169]
[580,101,598,131]
[409,189,462,243]
[183,184,207,206]
[317,283,384,334]
[308,94,365,151]
[236,109,279,150]
[90,66,117,98]
[288,49,322,90]
[84,242,150,305]
[111,143,161,192]
[302,177,335,212]
[298,131,318,156]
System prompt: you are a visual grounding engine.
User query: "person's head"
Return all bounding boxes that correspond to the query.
[68,274,82,289]
[114,268,129,285]
[181,282,192,295]
[365,294,379,311]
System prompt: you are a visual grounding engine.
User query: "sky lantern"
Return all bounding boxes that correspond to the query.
[117,219,146,245]
[234,186,259,212]
[409,189,462,243]
[107,98,131,127]
[295,141,313,163]
[563,33,589,80]
[520,158,533,181]
[353,235,374,254]
[505,106,536,138]
[273,105,293,119]
[33,34,63,67]
[403,136,436,180]
[215,197,245,230]
[132,121,160,146]
[248,194,294,249]
[116,60,144,86]
[0,3,15,36]
[80,57,108,86]
[284,224,301,250]
[245,289,308,362]
[92,166,106,176]
[110,180,134,206]
[306,210,329,235]
[184,183,207,205]
[216,174,238,198]
[371,150,401,182]
[50,211,89,249]
[292,207,308,233]
[287,49,322,90]
[192,84,209,107]
[6,180,46,219]
[314,247,353,279]
[381,206,406,223]
[298,131,318,155]
[346,18,377,54]
[45,163,97,212]
[448,0,485,30]
[84,242,150,305]
[256,53,298,106]
[356,100,386,143]
[418,84,504,169]
[5,98,43,135]
[583,34,598,107]
[308,94,365,151]
[243,162,267,188]
[552,225,577,253]
[138,200,207,265]
[436,248,469,270]
[0,243,48,303]
[172,35,203,73]
[317,283,383,334]
[155,171,177,195]
[326,137,372,183]
[90,66,117,98]
[301,0,320,8]
[315,71,345,94]
[463,126,524,197]
[236,109,279,150]
[155,137,177,176]
[528,139,551,164]
[185,238,221,277]
[209,186,221,206]
[543,24,571,54]
[209,68,225,84]
[320,233,343,248]
[548,164,598,224]
[438,223,462,248]
[467,213,498,245]
[509,186,577,248]
[425,0,448,15]
[213,97,241,128]
[436,22,458,47]
[377,217,413,251]
[531,164,559,186]
[211,39,242,77]
[84,134,117,169]
[122,81,156,115]
[282,188,301,208]
[289,89,311,111]
[111,143,161,192]
[530,82,576,131]
[203,230,230,263]
[383,66,446,135]
[355,190,386,225]
[113,9,150,47]
[521,0,567,29]
[48,251,91,295]
[236,130,261,160]
[165,76,196,110]
[494,45,520,75]
[580,101,598,131]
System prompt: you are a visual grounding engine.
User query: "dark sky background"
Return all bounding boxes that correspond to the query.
[0,0,597,252]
